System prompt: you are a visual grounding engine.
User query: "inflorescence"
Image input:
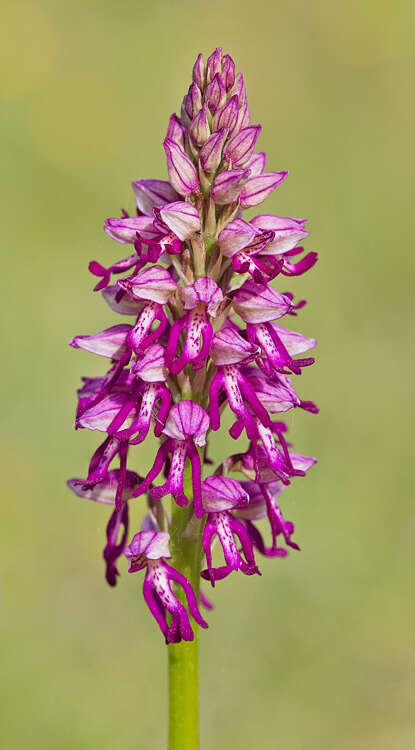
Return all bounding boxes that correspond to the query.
[68,48,318,644]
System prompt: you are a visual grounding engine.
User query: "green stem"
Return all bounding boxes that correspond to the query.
[168,463,203,750]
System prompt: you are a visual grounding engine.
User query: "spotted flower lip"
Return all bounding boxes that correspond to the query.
[69,47,318,642]
[117,265,176,304]
[233,280,293,323]
[69,324,132,360]
[201,510,260,585]
[132,179,179,216]
[125,531,208,642]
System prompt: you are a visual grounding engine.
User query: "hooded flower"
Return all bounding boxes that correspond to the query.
[125,530,208,642]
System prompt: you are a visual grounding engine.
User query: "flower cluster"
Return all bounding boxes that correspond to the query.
[68,48,318,644]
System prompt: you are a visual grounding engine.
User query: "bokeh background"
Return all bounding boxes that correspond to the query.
[2,1,414,748]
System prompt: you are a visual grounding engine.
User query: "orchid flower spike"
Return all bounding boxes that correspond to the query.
[68,48,318,644]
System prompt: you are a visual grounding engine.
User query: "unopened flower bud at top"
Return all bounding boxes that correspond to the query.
[205,47,222,83]
[192,53,205,89]
[199,128,227,172]
[221,54,236,92]
[189,104,210,147]
[204,73,226,113]
[166,114,186,150]
[185,82,203,119]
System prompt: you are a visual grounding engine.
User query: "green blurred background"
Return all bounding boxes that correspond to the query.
[2,0,414,747]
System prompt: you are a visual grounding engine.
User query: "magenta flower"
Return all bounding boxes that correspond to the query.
[125,529,208,643]
[68,49,318,657]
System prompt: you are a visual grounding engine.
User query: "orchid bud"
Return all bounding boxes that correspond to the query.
[199,128,227,172]
[221,54,236,91]
[192,53,205,89]
[205,47,222,83]
[163,138,200,196]
[233,72,247,107]
[204,73,226,114]
[166,114,186,150]
[211,168,251,205]
[223,125,261,167]
[189,104,210,147]
[185,82,202,119]
[212,94,239,133]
